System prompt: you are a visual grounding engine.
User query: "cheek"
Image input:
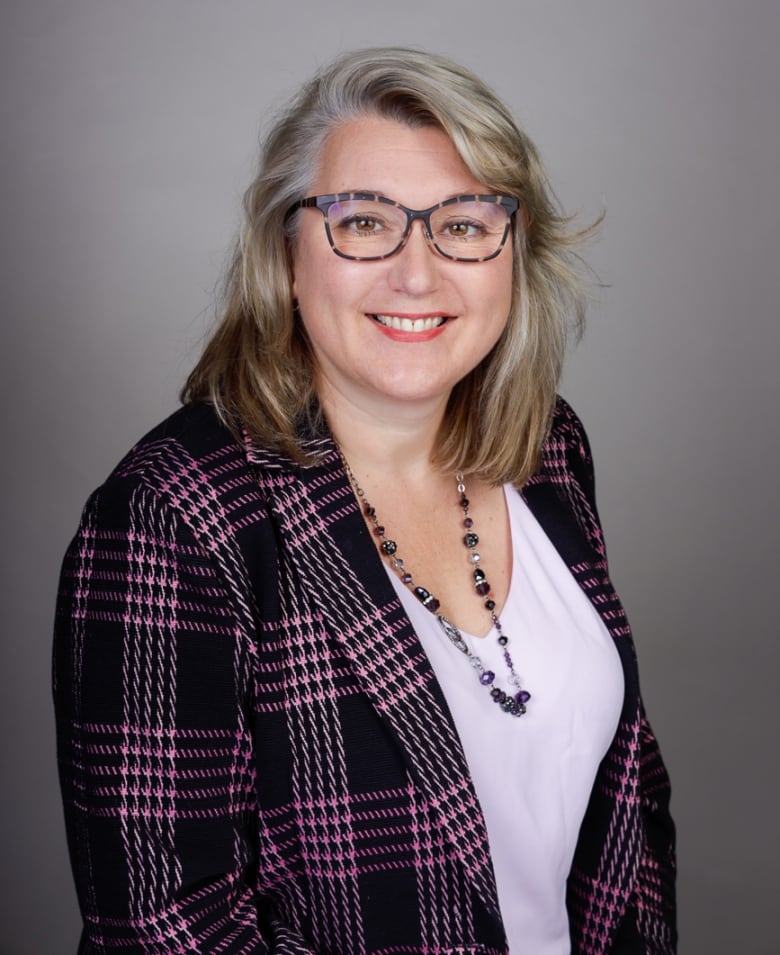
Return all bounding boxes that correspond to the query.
[291,228,328,302]
[295,252,372,318]
[483,256,514,320]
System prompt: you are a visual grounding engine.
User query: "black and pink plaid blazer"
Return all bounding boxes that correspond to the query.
[54,396,676,954]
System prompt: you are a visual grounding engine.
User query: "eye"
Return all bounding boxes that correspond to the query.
[440,218,487,239]
[343,214,384,234]
[328,200,396,237]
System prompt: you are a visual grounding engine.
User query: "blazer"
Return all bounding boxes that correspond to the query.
[54,396,676,955]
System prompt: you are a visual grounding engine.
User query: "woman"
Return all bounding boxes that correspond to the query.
[54,48,676,954]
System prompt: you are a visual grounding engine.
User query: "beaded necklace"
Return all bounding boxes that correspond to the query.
[340,455,531,718]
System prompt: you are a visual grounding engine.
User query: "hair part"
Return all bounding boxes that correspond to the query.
[182,47,595,486]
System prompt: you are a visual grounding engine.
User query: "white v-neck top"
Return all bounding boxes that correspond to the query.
[385,486,624,954]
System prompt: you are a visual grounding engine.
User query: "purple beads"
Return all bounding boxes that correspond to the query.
[413,586,440,613]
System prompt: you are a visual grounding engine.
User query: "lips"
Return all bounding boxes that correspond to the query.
[371,314,449,332]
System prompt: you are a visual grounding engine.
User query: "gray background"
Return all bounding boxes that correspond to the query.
[2,2,778,953]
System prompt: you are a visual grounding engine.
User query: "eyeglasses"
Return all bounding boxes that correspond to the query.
[289,192,519,262]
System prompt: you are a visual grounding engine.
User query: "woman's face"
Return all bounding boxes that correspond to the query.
[292,116,514,418]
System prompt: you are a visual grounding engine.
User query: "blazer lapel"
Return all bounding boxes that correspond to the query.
[521,473,641,695]
[521,476,602,573]
[248,436,502,923]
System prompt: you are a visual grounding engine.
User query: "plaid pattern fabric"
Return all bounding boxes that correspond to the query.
[54,397,675,954]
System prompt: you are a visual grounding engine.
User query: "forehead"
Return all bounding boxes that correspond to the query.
[311,115,489,205]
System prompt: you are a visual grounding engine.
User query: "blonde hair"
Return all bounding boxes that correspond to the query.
[183,47,592,486]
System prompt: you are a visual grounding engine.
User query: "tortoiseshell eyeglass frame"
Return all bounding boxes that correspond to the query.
[288,192,519,262]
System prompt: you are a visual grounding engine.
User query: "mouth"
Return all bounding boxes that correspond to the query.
[371,314,450,332]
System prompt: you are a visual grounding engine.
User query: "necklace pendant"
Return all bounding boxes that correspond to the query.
[437,614,469,654]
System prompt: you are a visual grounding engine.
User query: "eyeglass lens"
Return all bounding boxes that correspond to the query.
[325,198,511,260]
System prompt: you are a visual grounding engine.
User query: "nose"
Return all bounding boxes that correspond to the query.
[387,219,440,294]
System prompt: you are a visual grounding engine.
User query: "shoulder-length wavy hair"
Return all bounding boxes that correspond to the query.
[182,47,593,487]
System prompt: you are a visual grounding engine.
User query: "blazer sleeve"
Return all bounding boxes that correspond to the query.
[53,472,315,954]
[563,401,677,953]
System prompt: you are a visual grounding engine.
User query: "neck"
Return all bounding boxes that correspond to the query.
[317,377,448,480]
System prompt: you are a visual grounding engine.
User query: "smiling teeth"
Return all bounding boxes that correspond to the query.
[374,315,446,331]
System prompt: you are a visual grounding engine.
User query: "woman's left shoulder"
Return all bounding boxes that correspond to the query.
[539,395,595,482]
[547,395,591,449]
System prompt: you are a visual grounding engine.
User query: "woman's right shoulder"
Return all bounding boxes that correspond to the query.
[60,403,284,635]
[81,403,271,539]
[113,402,240,475]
